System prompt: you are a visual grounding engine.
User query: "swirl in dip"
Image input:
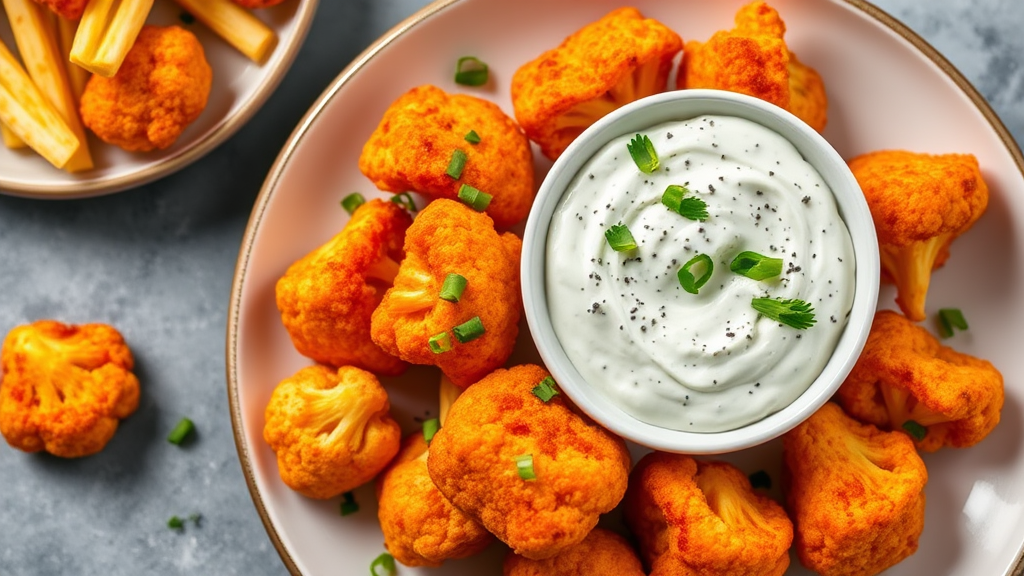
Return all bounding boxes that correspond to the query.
[545,115,855,433]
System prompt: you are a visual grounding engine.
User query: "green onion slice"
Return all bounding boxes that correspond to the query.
[422,418,440,444]
[370,552,397,576]
[678,254,713,294]
[626,133,659,174]
[902,420,928,441]
[453,316,485,343]
[446,149,467,179]
[937,308,969,339]
[730,251,783,281]
[340,192,365,215]
[457,184,492,211]
[748,470,772,490]
[439,273,468,302]
[751,297,816,329]
[454,56,489,86]
[428,332,453,354]
[531,377,560,402]
[464,130,481,144]
[167,515,184,529]
[604,223,637,252]
[340,492,359,516]
[514,453,536,481]
[661,184,708,221]
[390,192,417,213]
[167,417,194,445]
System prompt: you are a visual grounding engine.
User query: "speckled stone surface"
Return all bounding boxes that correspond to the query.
[0,1,1021,575]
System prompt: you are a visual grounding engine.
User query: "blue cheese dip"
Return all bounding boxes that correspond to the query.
[545,115,855,432]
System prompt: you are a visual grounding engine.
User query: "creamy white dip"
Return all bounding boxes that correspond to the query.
[546,115,855,432]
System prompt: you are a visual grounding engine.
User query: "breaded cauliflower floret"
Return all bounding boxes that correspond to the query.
[624,453,793,576]
[376,433,493,567]
[32,0,86,19]
[836,310,1003,452]
[80,25,212,152]
[263,364,401,499]
[0,320,140,458]
[503,528,645,576]
[511,7,682,160]
[277,199,411,375]
[849,150,989,321]
[427,365,631,560]
[359,85,534,228]
[370,199,521,388]
[783,402,927,576]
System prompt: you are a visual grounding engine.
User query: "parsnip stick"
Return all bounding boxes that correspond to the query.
[0,39,79,168]
[70,0,154,77]
[173,0,278,64]
[2,122,27,148]
[57,17,90,101]
[4,0,93,171]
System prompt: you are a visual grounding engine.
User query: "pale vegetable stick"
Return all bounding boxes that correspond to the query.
[439,375,462,427]
[57,17,90,101]
[2,122,27,148]
[173,0,278,64]
[0,39,79,168]
[70,0,154,77]
[4,0,93,171]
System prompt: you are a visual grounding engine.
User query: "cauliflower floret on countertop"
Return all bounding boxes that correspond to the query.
[80,25,212,152]
[427,364,631,560]
[836,310,1003,452]
[370,199,521,388]
[624,453,793,576]
[848,150,989,321]
[0,320,140,458]
[784,402,928,576]
[511,7,682,161]
[359,85,535,228]
[263,364,401,499]
[502,528,645,576]
[32,0,86,19]
[276,198,412,376]
[376,432,493,567]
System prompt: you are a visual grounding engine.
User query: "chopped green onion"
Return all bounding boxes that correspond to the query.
[464,130,481,144]
[626,133,659,174]
[167,515,184,529]
[661,184,708,221]
[370,552,397,576]
[423,418,440,444]
[678,254,713,294]
[439,273,468,302]
[454,56,489,86]
[902,420,928,441]
[531,377,560,402]
[604,223,637,252]
[446,149,467,179]
[167,417,194,445]
[339,492,359,516]
[751,297,816,329]
[391,192,417,213]
[453,316,485,343]
[937,308,969,339]
[428,332,453,354]
[457,184,492,211]
[730,251,783,281]
[340,192,365,215]
[748,470,772,490]
[514,453,536,481]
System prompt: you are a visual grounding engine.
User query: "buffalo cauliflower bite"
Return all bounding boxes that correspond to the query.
[376,433,493,567]
[0,320,139,458]
[511,7,682,160]
[783,402,927,576]
[624,453,793,576]
[427,364,631,560]
[359,85,534,228]
[503,528,645,576]
[32,0,86,19]
[848,150,989,321]
[80,25,212,152]
[370,199,521,388]
[836,310,1003,452]
[263,364,401,499]
[276,199,411,375]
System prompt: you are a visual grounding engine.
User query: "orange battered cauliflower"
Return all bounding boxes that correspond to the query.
[359,85,534,228]
[0,320,140,458]
[783,402,927,576]
[427,364,631,560]
[836,310,1003,452]
[376,433,493,567]
[849,150,989,321]
[503,528,645,576]
[32,0,86,19]
[370,199,521,388]
[276,199,411,375]
[263,364,401,499]
[680,1,827,132]
[511,7,682,160]
[80,25,212,152]
[624,453,793,576]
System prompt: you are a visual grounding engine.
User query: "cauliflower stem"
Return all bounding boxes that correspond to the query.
[554,58,663,130]
[879,235,949,322]
[303,386,376,453]
[695,464,776,535]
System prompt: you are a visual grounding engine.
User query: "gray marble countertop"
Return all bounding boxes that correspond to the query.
[1,1,1021,575]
